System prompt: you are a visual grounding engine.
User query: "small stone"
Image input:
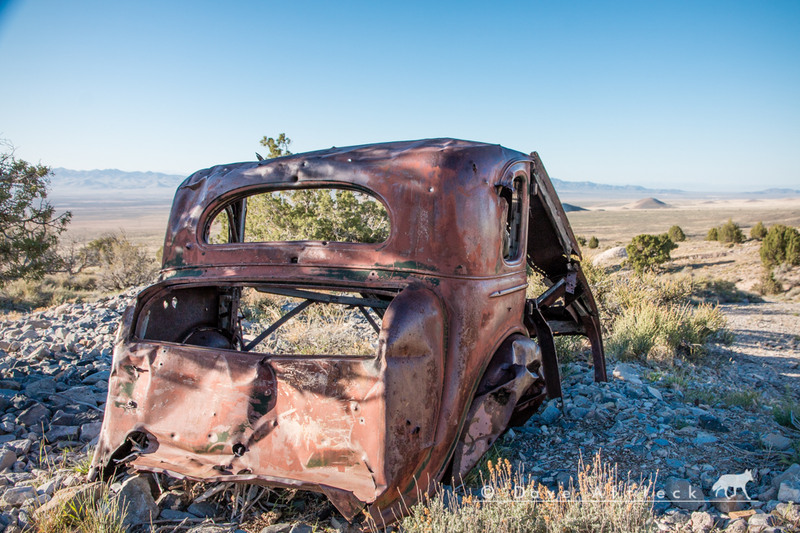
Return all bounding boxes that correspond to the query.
[24,378,56,398]
[772,464,800,488]
[45,426,80,443]
[690,511,715,533]
[15,403,51,428]
[0,380,21,391]
[699,414,730,433]
[712,494,747,513]
[82,371,111,385]
[761,433,792,451]
[646,385,663,401]
[758,487,778,502]
[666,458,685,469]
[570,407,589,419]
[1,486,37,506]
[0,449,16,471]
[612,363,642,385]
[775,502,800,521]
[747,512,776,528]
[79,422,102,443]
[29,345,50,360]
[187,501,217,518]
[3,439,32,455]
[115,475,159,527]
[540,403,561,425]
[778,481,800,502]
[695,433,718,445]
[160,509,197,520]
[724,518,747,533]
[37,476,64,496]
[665,477,706,511]
[260,525,293,533]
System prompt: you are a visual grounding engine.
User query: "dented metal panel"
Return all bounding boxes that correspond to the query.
[90,138,606,525]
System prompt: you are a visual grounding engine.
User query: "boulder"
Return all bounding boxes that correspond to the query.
[115,475,159,527]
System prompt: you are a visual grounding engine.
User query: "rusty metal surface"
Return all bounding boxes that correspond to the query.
[90,138,606,525]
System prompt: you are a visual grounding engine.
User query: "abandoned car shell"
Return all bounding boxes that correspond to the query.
[90,138,606,524]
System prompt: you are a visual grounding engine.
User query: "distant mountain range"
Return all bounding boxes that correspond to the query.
[549,178,684,195]
[48,168,800,198]
[51,168,186,190]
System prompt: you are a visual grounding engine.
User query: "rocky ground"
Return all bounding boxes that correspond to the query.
[0,293,799,532]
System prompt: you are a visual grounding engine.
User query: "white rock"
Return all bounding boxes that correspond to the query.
[612,363,642,386]
[761,433,792,451]
[778,481,800,502]
[592,246,628,267]
[646,385,663,401]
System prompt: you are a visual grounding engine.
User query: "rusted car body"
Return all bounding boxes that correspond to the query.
[90,138,606,524]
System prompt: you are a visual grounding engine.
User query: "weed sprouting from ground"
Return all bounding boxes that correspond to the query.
[34,483,127,533]
[773,398,800,429]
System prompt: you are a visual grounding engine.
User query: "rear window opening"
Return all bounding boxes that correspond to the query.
[498,175,525,261]
[205,188,390,245]
[136,285,396,357]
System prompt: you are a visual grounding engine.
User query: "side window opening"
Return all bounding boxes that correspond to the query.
[499,175,525,261]
[205,188,390,245]
[136,285,396,357]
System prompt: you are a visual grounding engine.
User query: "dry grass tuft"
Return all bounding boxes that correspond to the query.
[34,483,127,533]
[397,453,654,533]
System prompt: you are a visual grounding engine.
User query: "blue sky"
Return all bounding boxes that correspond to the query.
[0,1,798,191]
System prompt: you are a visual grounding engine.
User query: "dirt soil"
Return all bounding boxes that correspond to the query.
[716,301,800,402]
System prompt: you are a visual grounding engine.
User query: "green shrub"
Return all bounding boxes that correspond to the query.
[576,235,587,246]
[773,399,800,428]
[587,236,599,249]
[555,336,586,363]
[755,269,783,295]
[760,224,800,268]
[607,301,726,362]
[751,221,767,240]
[667,225,686,242]
[706,227,718,241]
[94,233,157,290]
[717,219,744,244]
[584,269,728,363]
[625,233,677,274]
